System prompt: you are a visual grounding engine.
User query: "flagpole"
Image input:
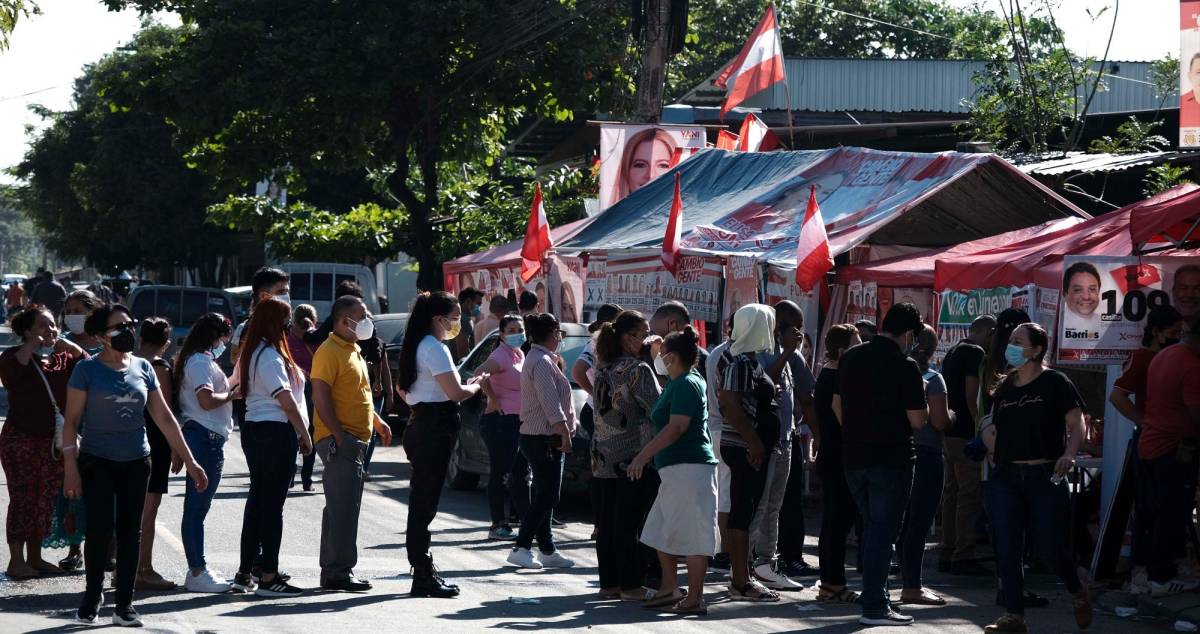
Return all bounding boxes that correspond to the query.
[781,55,796,150]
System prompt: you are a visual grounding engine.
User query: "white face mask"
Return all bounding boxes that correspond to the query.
[274,293,291,305]
[64,314,86,335]
[351,316,374,342]
[653,353,669,375]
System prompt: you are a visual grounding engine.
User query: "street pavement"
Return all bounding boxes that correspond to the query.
[0,404,1168,632]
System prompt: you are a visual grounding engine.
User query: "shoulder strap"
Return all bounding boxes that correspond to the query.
[32,359,61,415]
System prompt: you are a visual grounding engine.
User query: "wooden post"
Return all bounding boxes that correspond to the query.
[635,0,670,123]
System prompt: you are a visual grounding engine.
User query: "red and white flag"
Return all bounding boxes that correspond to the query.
[661,173,683,276]
[737,113,782,152]
[794,185,833,291]
[520,183,553,282]
[714,4,786,118]
[715,130,740,150]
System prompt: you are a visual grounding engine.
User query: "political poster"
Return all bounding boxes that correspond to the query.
[846,280,877,326]
[764,264,820,360]
[598,123,706,210]
[582,253,608,321]
[1182,1,1200,147]
[547,255,586,325]
[936,286,1014,360]
[1058,256,1200,363]
[877,287,933,323]
[455,268,540,308]
[724,256,760,321]
[605,250,723,323]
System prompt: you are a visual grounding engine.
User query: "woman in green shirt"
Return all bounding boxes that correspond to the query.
[629,325,718,616]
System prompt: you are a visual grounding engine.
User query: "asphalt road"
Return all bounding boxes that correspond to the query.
[0,399,1166,632]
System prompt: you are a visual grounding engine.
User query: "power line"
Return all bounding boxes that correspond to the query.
[793,0,955,42]
[0,86,61,103]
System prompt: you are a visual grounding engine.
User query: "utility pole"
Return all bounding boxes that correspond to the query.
[634,0,670,123]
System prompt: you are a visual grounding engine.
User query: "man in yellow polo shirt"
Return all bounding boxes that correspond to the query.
[312,295,393,592]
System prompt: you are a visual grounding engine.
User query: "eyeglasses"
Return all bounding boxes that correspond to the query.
[555,329,566,337]
[106,321,136,333]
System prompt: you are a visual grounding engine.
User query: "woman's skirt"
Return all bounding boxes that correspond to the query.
[639,462,720,557]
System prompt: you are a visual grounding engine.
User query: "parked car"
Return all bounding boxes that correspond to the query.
[277,262,380,319]
[225,285,253,322]
[127,285,238,364]
[446,322,592,491]
[373,313,411,435]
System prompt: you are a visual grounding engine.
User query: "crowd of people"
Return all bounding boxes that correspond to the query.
[2,267,1199,632]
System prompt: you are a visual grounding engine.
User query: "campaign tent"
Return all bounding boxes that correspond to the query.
[933,184,1200,292]
[835,218,1084,288]
[442,217,593,293]
[562,146,1086,263]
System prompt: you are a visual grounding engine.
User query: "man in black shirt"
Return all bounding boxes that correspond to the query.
[939,314,995,576]
[834,303,927,626]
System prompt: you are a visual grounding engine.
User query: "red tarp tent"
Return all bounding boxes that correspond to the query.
[835,218,1084,288]
[934,184,1200,292]
[442,217,593,293]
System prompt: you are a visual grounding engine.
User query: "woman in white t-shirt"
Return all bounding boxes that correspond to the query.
[395,291,482,599]
[171,313,237,594]
[232,298,312,598]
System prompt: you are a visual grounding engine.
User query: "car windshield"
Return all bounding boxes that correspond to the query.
[373,317,408,344]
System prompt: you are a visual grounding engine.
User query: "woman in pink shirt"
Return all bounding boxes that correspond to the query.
[477,316,530,540]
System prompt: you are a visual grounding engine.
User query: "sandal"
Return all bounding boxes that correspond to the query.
[817,585,860,603]
[662,599,707,616]
[597,588,620,600]
[620,588,655,602]
[729,580,780,602]
[643,588,687,608]
[899,588,945,606]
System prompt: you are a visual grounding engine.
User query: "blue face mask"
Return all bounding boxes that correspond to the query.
[471,305,481,317]
[504,333,526,348]
[1004,343,1029,368]
[36,344,55,357]
[212,341,227,359]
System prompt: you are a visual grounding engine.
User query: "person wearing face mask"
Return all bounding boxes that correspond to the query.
[61,304,209,626]
[832,302,928,626]
[895,324,953,607]
[230,267,291,369]
[649,301,708,376]
[172,313,237,593]
[288,304,321,492]
[476,315,531,540]
[589,310,661,601]
[232,298,312,598]
[132,318,177,591]
[454,287,485,360]
[395,292,478,597]
[61,290,104,357]
[506,313,578,571]
[981,323,1091,633]
[0,306,84,580]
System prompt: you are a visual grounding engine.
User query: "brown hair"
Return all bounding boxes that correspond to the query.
[594,310,646,365]
[610,127,678,202]
[237,298,295,386]
[824,323,859,361]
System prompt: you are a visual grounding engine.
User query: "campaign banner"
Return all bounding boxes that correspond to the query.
[582,253,608,320]
[548,255,586,325]
[764,264,820,359]
[456,268,540,308]
[605,251,722,323]
[1058,256,1200,363]
[877,287,934,324]
[1182,1,1200,147]
[598,123,706,210]
[936,286,1014,361]
[724,256,760,320]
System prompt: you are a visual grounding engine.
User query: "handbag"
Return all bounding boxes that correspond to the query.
[32,359,66,459]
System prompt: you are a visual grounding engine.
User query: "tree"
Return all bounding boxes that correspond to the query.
[0,0,37,51]
[104,0,630,290]
[0,186,42,274]
[14,23,239,283]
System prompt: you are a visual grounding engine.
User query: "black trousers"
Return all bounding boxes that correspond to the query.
[239,421,298,574]
[778,433,808,562]
[817,456,859,586]
[594,472,659,591]
[517,434,564,553]
[300,382,317,486]
[1136,451,1198,583]
[404,401,460,567]
[79,453,149,608]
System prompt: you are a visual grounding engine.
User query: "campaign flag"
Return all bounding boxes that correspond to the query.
[520,183,553,282]
[714,4,786,118]
[793,185,832,290]
[716,130,740,150]
[737,113,781,151]
[662,173,684,276]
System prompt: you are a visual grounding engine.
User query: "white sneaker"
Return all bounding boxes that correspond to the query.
[1150,577,1200,597]
[185,568,232,593]
[538,550,575,569]
[506,547,543,569]
[859,608,914,626]
[753,562,804,591]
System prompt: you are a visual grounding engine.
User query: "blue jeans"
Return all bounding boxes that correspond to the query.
[988,462,1081,615]
[516,434,564,554]
[181,421,226,570]
[846,464,913,618]
[897,445,944,590]
[480,412,529,526]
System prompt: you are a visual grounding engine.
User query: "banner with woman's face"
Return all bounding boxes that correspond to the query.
[598,124,706,210]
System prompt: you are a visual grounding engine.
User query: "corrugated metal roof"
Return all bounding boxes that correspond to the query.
[680,58,1173,115]
[1016,151,1200,176]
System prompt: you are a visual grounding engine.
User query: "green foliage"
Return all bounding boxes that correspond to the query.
[1144,164,1194,198]
[0,186,41,274]
[0,0,37,51]
[1150,54,1180,111]
[1088,117,1169,154]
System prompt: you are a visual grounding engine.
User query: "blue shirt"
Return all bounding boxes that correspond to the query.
[69,356,159,461]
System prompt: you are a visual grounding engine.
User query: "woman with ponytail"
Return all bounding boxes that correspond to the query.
[628,325,719,615]
[396,291,481,598]
[589,310,660,600]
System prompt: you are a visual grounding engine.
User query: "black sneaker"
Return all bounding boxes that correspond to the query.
[251,567,291,584]
[76,599,100,625]
[710,552,732,572]
[112,605,142,627]
[321,576,373,592]
[778,558,818,578]
[255,579,303,598]
[230,572,257,593]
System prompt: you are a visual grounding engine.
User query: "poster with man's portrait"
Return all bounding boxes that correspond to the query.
[1182,1,1200,147]
[598,123,706,210]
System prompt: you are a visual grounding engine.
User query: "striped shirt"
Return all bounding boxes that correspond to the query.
[519,344,577,436]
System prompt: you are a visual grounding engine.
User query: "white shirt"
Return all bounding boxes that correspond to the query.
[705,340,730,436]
[577,339,597,408]
[405,335,455,404]
[179,352,234,437]
[244,343,307,424]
